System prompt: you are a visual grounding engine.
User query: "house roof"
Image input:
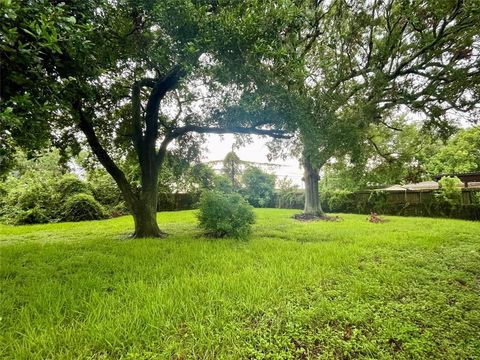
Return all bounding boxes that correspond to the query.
[433,172,480,181]
[383,185,407,191]
[383,181,440,191]
[383,180,480,191]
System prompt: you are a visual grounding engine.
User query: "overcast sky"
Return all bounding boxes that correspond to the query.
[202,134,305,187]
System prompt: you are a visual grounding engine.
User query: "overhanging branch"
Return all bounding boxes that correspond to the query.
[170,125,292,139]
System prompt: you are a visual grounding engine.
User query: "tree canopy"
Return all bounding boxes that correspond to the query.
[261,0,480,215]
[1,0,296,236]
[426,127,480,175]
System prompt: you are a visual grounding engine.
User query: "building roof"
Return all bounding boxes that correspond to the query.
[383,185,407,191]
[433,172,480,182]
[404,181,440,190]
[383,181,440,191]
[382,180,480,191]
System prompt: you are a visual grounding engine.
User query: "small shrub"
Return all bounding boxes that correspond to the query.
[61,193,106,222]
[197,191,255,239]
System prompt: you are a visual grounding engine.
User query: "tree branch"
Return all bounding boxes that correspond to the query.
[74,100,137,205]
[144,64,186,146]
[170,125,292,139]
[367,137,394,163]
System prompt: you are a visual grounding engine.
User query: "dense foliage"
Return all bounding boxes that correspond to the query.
[0,171,109,225]
[427,127,480,175]
[61,193,105,222]
[0,152,123,224]
[197,191,255,239]
[435,176,463,208]
[321,125,480,191]
[241,166,276,208]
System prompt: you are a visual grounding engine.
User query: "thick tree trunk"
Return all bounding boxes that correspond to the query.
[129,165,164,238]
[130,151,166,238]
[131,194,164,238]
[303,157,324,216]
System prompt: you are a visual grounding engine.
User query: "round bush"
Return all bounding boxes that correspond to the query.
[88,173,123,207]
[61,193,106,222]
[197,191,255,239]
[11,207,50,225]
[56,175,92,199]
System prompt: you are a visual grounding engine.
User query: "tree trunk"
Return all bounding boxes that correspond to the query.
[303,157,324,216]
[131,189,165,238]
[130,150,166,238]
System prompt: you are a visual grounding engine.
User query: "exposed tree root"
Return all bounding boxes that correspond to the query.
[130,230,168,239]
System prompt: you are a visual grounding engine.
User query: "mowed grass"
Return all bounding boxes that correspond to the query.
[1,209,480,359]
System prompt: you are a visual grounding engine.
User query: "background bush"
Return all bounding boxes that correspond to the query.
[55,174,93,199]
[320,188,354,212]
[61,193,106,222]
[241,167,276,208]
[275,178,304,209]
[0,169,117,224]
[435,176,463,207]
[197,191,255,239]
[0,172,59,224]
[87,169,127,216]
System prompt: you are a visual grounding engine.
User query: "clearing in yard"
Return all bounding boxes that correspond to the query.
[1,209,479,359]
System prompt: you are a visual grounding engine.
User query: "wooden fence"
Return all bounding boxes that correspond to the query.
[324,188,480,220]
[155,189,480,220]
[354,188,479,206]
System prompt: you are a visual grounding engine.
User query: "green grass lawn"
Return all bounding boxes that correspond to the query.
[1,209,479,359]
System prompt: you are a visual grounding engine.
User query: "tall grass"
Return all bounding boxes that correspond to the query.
[1,210,479,359]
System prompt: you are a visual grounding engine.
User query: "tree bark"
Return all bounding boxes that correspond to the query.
[303,157,324,216]
[132,149,166,237]
[131,193,164,238]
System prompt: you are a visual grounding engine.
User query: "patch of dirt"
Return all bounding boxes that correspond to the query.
[343,325,353,341]
[388,338,403,353]
[292,213,342,222]
[367,212,389,223]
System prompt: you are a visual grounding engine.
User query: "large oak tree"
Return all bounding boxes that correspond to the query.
[1,0,298,237]
[266,0,480,216]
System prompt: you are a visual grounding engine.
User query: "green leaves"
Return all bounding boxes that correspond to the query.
[426,127,480,175]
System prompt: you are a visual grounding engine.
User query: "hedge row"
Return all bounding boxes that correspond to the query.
[319,189,480,220]
[0,173,126,225]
